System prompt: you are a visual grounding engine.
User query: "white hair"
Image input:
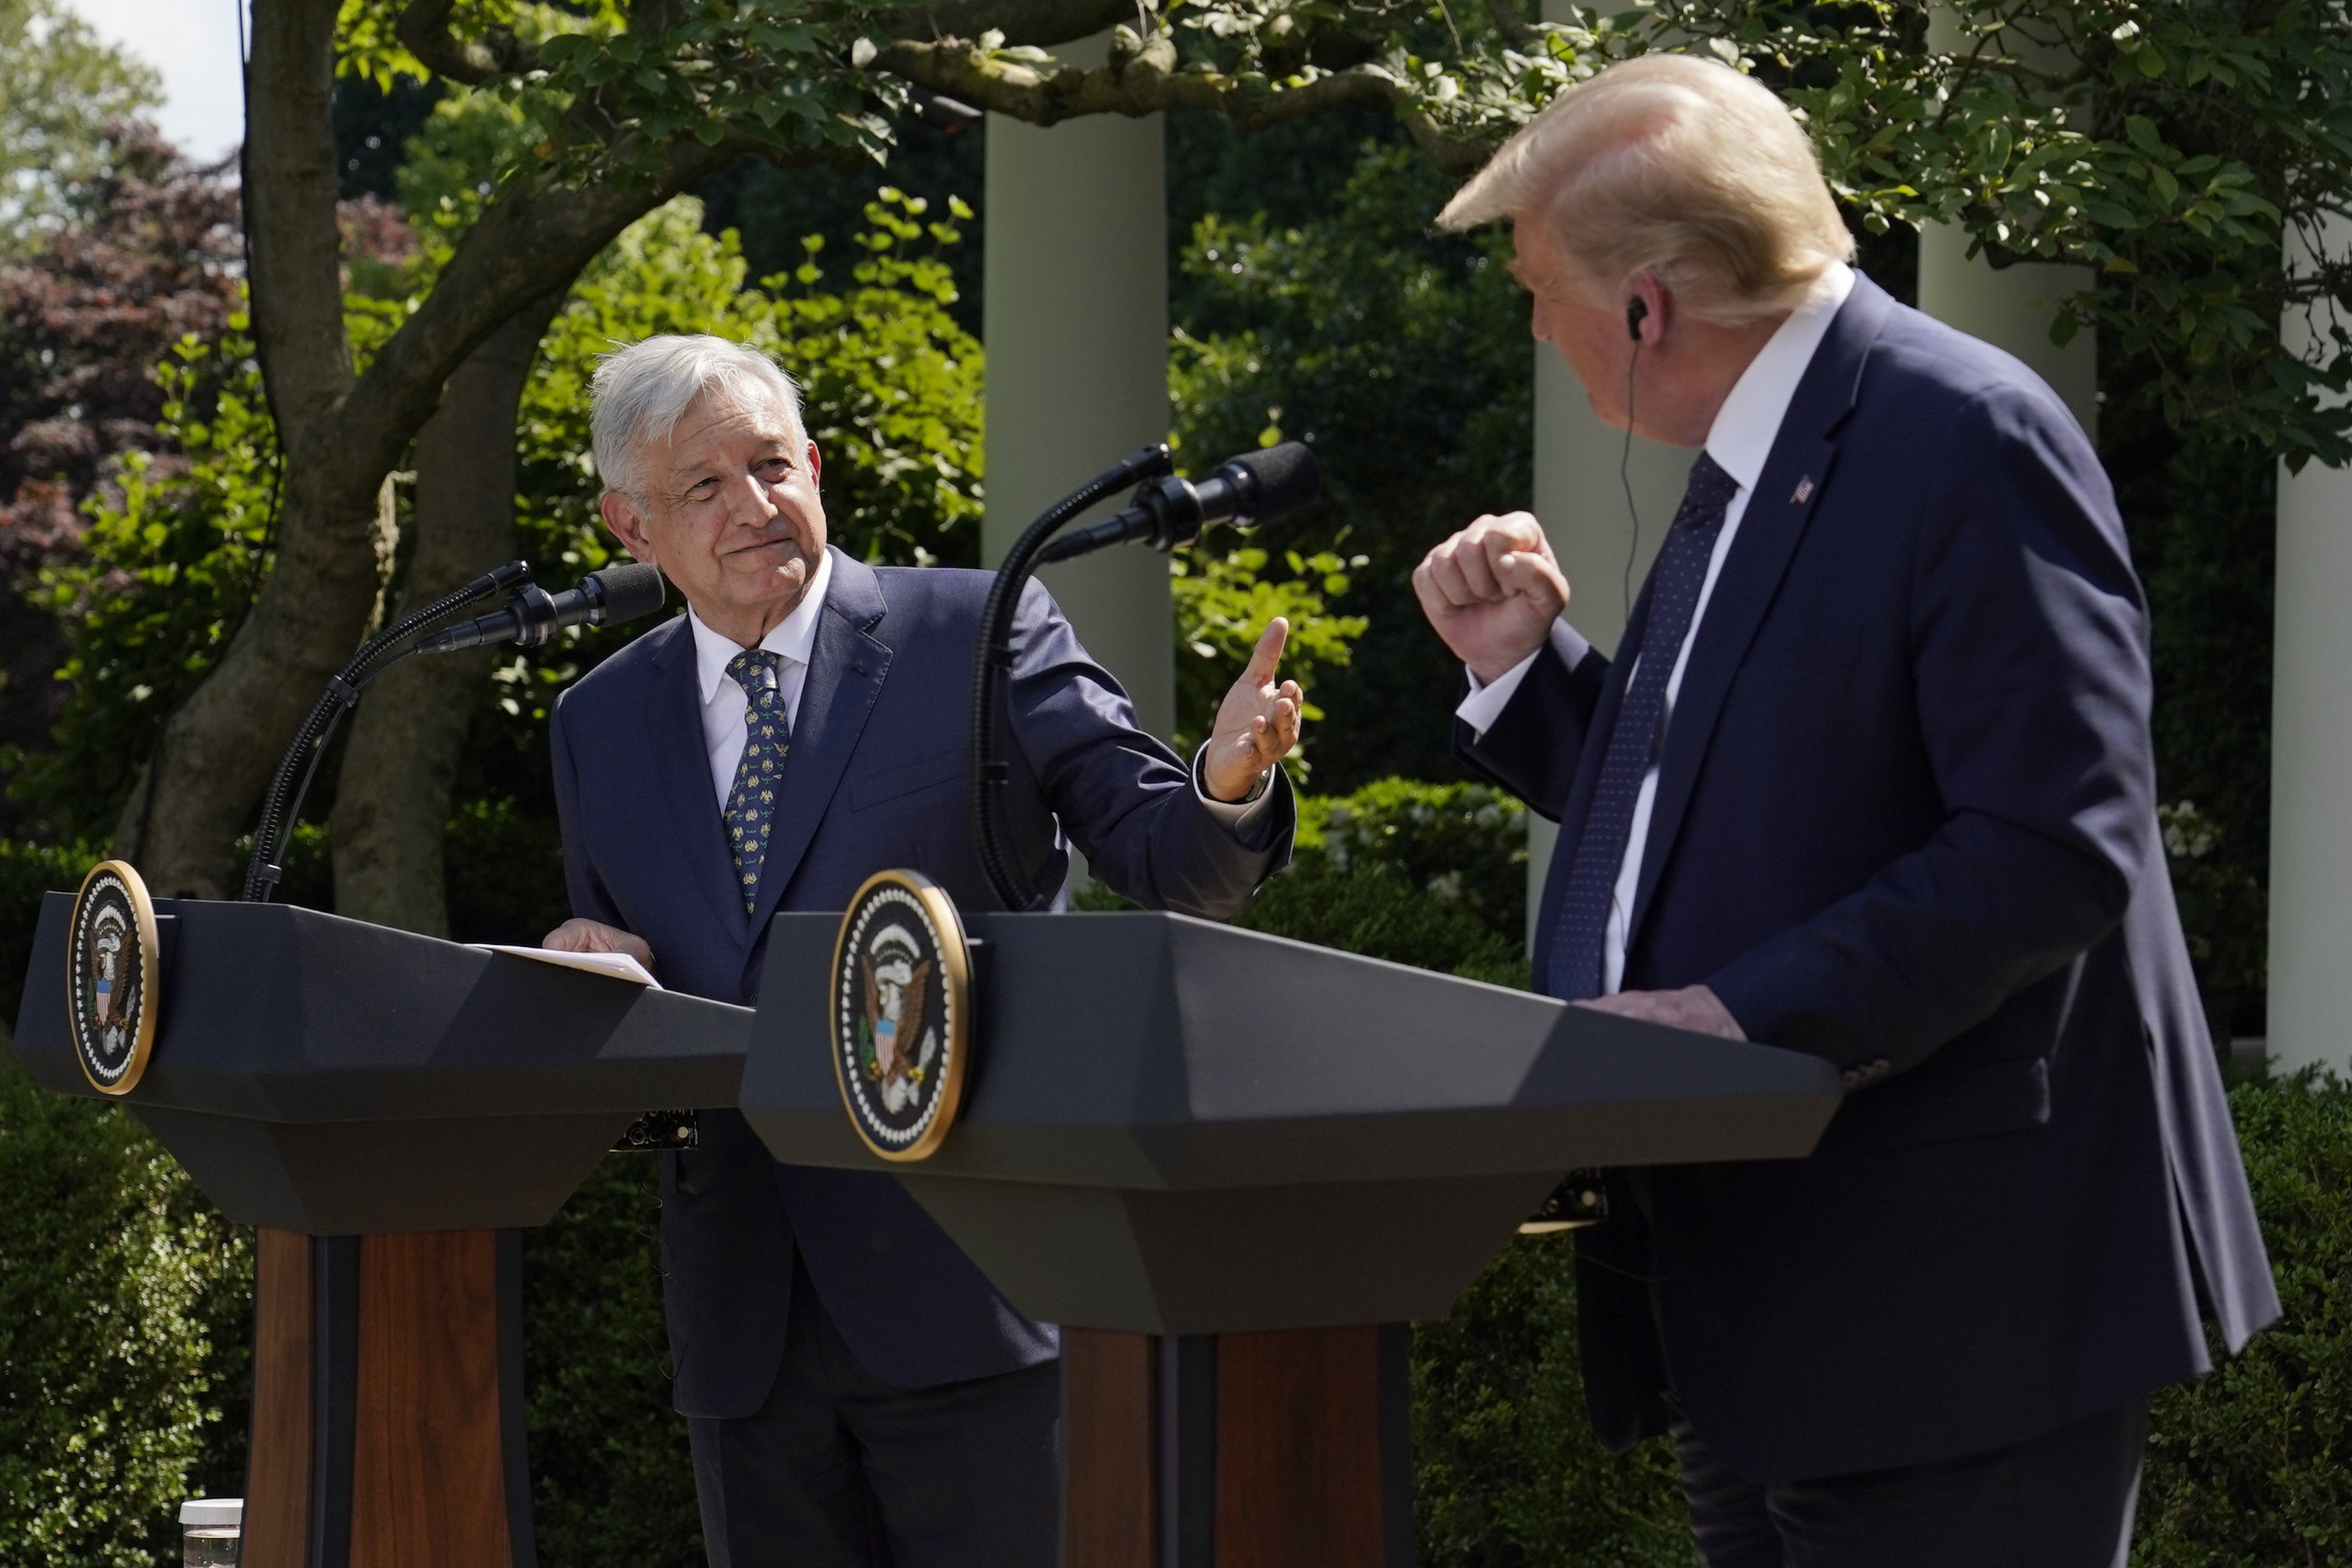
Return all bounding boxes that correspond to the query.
[590,334,806,500]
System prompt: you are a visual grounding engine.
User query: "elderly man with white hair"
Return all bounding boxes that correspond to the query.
[1417,54,2276,1567]
[544,334,1301,1566]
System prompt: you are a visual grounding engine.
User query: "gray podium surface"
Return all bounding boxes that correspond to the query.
[11,894,750,1234]
[744,910,1845,1336]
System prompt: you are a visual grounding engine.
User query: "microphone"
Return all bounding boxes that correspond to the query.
[1035,442,1322,565]
[415,562,668,653]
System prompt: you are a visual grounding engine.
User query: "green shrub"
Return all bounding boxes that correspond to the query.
[520,1156,702,1568]
[0,838,99,1027]
[1294,777,1530,951]
[2135,1072,2352,1565]
[1415,1234,1692,1568]
[0,1064,249,1568]
[1234,859,1525,988]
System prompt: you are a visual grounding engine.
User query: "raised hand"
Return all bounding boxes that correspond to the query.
[1203,617,1304,803]
[1412,512,1572,683]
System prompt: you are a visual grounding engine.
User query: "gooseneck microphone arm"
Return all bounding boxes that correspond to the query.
[239,560,670,903]
[240,560,534,902]
[970,444,1176,913]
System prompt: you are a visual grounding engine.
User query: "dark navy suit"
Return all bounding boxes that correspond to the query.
[550,550,1290,1557]
[1462,277,2278,1496]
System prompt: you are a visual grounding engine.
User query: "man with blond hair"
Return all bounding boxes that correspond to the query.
[1416,54,2276,1564]
[544,334,1303,1565]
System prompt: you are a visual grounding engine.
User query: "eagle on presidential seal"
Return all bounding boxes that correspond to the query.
[857,923,937,1117]
[86,904,139,1065]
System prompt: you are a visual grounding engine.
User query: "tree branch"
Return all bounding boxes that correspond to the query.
[244,0,350,453]
[877,0,1135,48]
[1479,0,1538,51]
[875,36,1489,172]
[395,0,538,85]
[332,135,752,486]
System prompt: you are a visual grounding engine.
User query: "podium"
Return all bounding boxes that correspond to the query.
[11,895,750,1568]
[11,894,1843,1567]
[747,912,1840,1566]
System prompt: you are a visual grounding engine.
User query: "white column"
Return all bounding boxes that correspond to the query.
[2267,223,2352,1074]
[1915,6,2098,439]
[982,54,1173,739]
[1521,0,1697,949]
[1915,227,2098,437]
[1524,332,1693,946]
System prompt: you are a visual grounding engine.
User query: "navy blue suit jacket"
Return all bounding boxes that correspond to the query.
[552,550,1293,1416]
[1463,275,2278,1484]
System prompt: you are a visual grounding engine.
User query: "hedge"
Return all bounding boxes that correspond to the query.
[4,780,2350,1565]
[0,1060,248,1568]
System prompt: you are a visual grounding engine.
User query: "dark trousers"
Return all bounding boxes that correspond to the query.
[1674,1397,2150,1568]
[688,1260,1061,1568]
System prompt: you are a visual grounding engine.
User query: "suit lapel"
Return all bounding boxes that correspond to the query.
[1623,277,1895,956]
[750,550,892,927]
[645,616,749,937]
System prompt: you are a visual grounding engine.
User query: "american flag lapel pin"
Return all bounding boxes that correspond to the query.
[1792,476,1815,504]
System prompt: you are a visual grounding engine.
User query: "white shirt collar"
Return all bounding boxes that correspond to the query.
[1703,262,1857,492]
[687,546,835,705]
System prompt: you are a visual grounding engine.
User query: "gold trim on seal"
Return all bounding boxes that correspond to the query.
[66,858,159,1096]
[828,868,972,1163]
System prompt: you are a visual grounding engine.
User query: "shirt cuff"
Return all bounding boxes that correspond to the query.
[1191,742,1275,828]
[1457,622,1581,739]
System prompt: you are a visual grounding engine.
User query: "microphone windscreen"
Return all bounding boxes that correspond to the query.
[1225,442,1322,521]
[592,562,668,625]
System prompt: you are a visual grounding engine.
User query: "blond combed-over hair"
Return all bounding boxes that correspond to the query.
[1439,54,1854,324]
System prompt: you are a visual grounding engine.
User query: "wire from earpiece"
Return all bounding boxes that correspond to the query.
[1620,296,1647,622]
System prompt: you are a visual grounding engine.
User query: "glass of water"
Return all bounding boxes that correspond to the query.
[181,1498,242,1567]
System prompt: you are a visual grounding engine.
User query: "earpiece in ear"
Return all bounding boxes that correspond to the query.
[1625,297,1649,342]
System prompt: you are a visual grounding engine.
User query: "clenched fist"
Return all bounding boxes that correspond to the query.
[1412,512,1572,684]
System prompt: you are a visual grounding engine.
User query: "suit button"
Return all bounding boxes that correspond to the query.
[870,1231,892,1253]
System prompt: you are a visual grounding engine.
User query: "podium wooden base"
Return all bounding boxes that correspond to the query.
[1063,1326,1415,1568]
[239,1231,1406,1568]
[242,1228,532,1568]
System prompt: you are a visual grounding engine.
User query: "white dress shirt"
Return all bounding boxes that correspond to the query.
[688,548,835,807]
[1458,262,1856,992]
[687,547,1275,832]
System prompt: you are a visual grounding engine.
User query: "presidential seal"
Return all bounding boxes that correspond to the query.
[830,870,971,1162]
[66,859,160,1095]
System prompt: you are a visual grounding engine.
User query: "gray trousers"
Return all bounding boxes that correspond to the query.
[1675,1396,2150,1568]
[688,1259,1061,1568]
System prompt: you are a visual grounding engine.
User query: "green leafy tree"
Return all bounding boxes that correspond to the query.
[1172,139,1532,788]
[0,0,162,252]
[1170,542,1367,765]
[1681,0,2352,464]
[15,329,279,845]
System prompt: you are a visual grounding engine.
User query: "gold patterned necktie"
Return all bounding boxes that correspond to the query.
[722,647,790,913]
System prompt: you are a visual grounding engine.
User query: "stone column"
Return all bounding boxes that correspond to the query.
[1514,6,1702,949]
[982,51,1173,739]
[1916,6,2098,438]
[1524,329,1693,947]
[1522,0,1695,948]
[1915,227,2098,437]
[2266,224,2352,1074]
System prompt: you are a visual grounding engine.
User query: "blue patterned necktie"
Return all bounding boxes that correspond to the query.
[1547,452,1742,1001]
[722,648,791,913]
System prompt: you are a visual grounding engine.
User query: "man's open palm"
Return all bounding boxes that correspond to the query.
[1204,618,1303,802]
